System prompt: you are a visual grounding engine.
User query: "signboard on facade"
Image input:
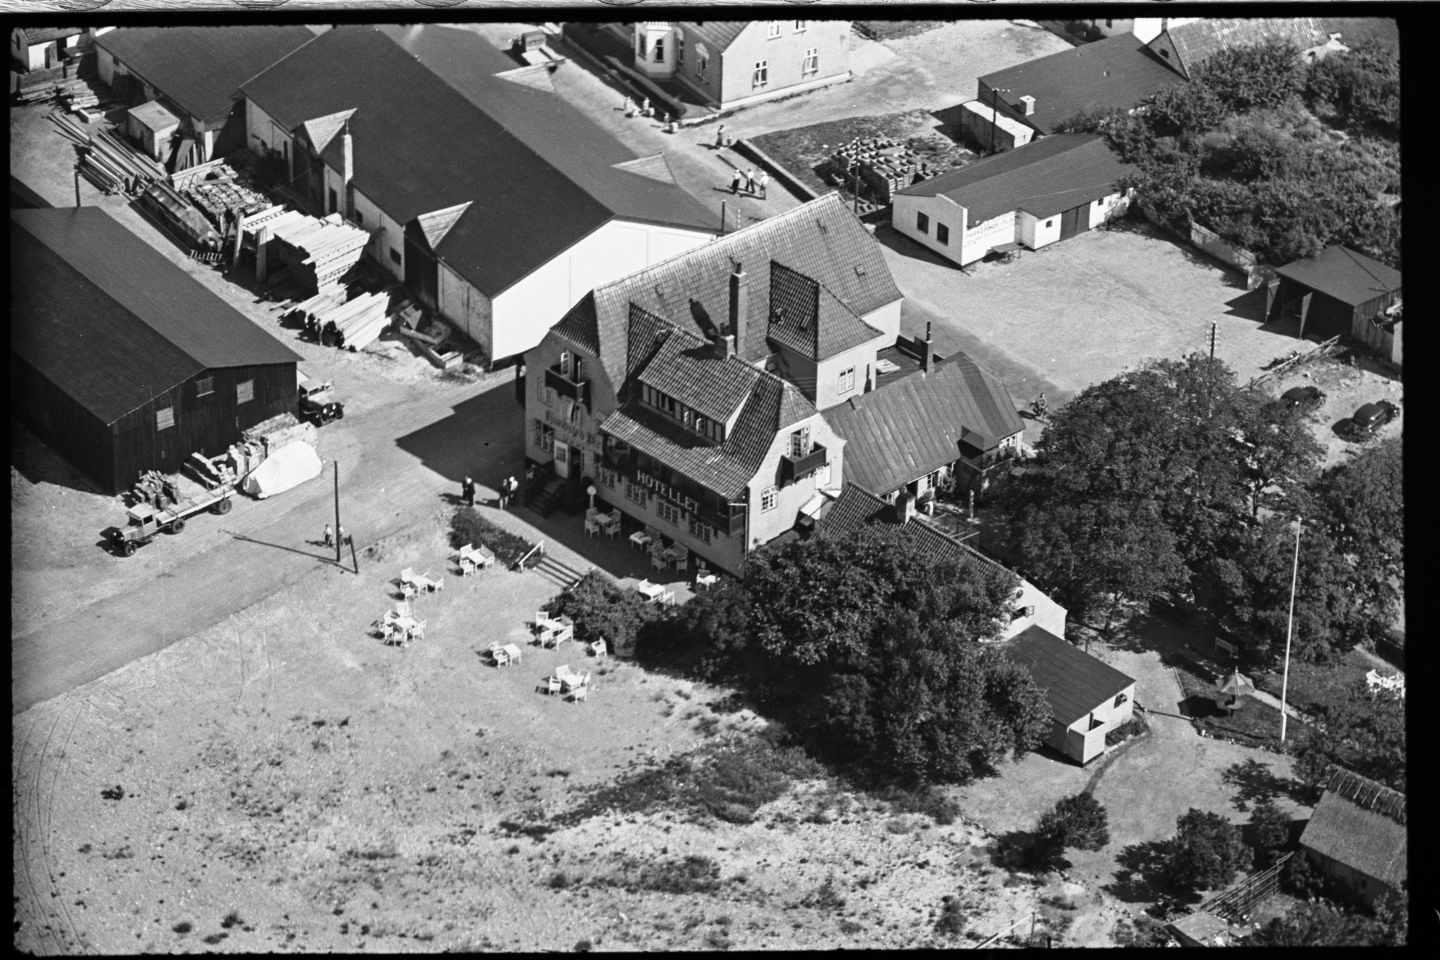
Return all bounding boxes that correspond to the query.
[543,409,598,449]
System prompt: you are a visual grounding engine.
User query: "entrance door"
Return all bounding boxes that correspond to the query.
[554,439,570,479]
[1059,204,1087,240]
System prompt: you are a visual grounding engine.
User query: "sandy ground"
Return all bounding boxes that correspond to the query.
[14,516,1058,954]
[1260,353,1402,469]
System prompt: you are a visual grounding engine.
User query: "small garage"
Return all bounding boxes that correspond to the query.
[1270,245,1402,346]
[125,100,179,162]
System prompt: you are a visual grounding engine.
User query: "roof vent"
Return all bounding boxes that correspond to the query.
[854,265,866,276]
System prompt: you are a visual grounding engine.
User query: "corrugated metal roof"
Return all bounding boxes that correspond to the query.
[822,353,1023,496]
[898,134,1134,227]
[1275,246,1401,306]
[95,25,315,122]
[1300,767,1406,889]
[12,208,299,424]
[1002,625,1135,727]
[979,34,1186,135]
[1159,18,1328,79]
[242,26,714,300]
[553,195,902,389]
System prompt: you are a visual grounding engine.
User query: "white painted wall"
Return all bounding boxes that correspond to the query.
[745,411,844,552]
[892,194,976,266]
[1087,188,1132,228]
[814,334,887,410]
[244,98,291,160]
[352,187,405,281]
[485,218,714,362]
[1018,210,1062,250]
[439,261,496,356]
[861,299,902,342]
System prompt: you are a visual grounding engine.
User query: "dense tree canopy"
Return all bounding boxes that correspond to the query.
[1063,40,1400,267]
[1246,895,1404,947]
[1165,808,1253,893]
[1292,678,1405,792]
[645,524,1052,784]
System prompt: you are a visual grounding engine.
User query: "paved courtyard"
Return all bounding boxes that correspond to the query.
[879,220,1306,405]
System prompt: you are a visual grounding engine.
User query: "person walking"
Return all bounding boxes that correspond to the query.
[323,524,335,548]
[756,170,769,200]
[729,168,742,194]
[462,475,476,508]
[714,123,725,149]
[339,525,351,547]
[744,167,757,195]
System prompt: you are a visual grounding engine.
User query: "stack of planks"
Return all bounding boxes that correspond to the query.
[56,77,101,113]
[315,290,392,352]
[49,109,165,196]
[267,210,371,296]
[184,175,271,231]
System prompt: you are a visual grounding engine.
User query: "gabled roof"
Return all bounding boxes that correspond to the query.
[1300,765,1406,889]
[241,25,714,299]
[822,353,1024,497]
[1275,246,1401,306]
[416,202,474,251]
[11,208,300,425]
[813,482,974,566]
[1156,17,1328,79]
[899,134,1135,228]
[552,194,902,388]
[17,26,87,46]
[979,34,1186,135]
[1003,626,1135,727]
[298,109,355,156]
[95,25,315,122]
[680,21,753,54]
[766,261,885,361]
[637,330,763,424]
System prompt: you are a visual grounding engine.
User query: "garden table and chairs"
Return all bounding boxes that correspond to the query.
[629,530,653,551]
[635,579,665,603]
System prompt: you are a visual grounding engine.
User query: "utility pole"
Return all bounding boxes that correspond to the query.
[73,164,81,207]
[333,460,342,566]
[1279,518,1302,743]
[990,87,1000,154]
[851,161,860,216]
[719,199,726,236]
[1209,321,1217,362]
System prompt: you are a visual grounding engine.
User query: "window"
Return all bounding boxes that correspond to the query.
[236,380,254,404]
[838,367,855,394]
[195,376,214,397]
[354,211,364,227]
[558,350,572,377]
[752,60,768,88]
[653,38,665,62]
[916,211,930,234]
[156,406,174,431]
[658,499,683,526]
[1114,692,1129,708]
[767,23,782,39]
[801,47,819,77]
[328,188,338,213]
[389,248,401,266]
[794,20,807,32]
[789,427,810,458]
[676,34,685,65]
[1159,48,1170,59]
[936,223,950,245]
[696,51,708,80]
[760,486,778,512]
[1045,219,1054,228]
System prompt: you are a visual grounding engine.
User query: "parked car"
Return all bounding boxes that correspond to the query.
[1279,385,1325,414]
[1339,400,1399,441]
[298,380,345,427]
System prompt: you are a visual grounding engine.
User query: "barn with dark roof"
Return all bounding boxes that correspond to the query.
[1270,246,1402,363]
[240,24,717,364]
[11,208,300,493]
[1002,625,1136,764]
[1299,765,1406,907]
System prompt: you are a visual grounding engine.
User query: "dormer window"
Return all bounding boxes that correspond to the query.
[789,426,810,458]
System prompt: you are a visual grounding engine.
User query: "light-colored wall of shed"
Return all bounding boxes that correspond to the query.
[1018,210,1063,250]
[745,411,844,551]
[966,209,1018,262]
[1087,188,1132,228]
[244,98,292,161]
[438,260,496,356]
[1054,681,1136,763]
[892,194,977,267]
[486,218,714,363]
[350,186,405,281]
[814,333,887,410]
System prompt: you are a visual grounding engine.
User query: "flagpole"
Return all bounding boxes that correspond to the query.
[1279,518,1302,742]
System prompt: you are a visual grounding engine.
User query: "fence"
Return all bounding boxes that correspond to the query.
[1247,334,1341,388]
[1137,202,1265,290]
[732,137,821,203]
[1200,852,1293,922]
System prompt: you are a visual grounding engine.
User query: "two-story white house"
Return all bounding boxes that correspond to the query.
[523,194,904,574]
[240,25,716,365]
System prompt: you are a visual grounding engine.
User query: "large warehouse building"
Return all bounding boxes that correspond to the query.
[11,207,301,494]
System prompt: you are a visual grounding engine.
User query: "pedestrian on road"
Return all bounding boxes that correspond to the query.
[744,167,757,194]
[757,170,769,199]
[639,96,651,118]
[462,475,476,507]
[623,96,635,118]
[714,123,725,148]
[323,524,334,547]
[729,168,742,194]
[339,525,351,547]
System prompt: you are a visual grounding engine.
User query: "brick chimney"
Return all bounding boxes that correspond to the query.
[1018,94,1036,117]
[727,262,747,359]
[895,489,916,525]
[920,320,933,373]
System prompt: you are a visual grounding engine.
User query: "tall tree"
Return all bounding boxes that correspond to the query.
[1166,809,1253,893]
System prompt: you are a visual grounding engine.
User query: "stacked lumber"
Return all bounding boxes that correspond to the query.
[315,290,391,351]
[267,211,370,296]
[242,412,316,455]
[49,110,166,196]
[57,77,101,113]
[185,176,271,231]
[16,77,59,104]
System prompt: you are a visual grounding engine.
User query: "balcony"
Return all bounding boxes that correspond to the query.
[779,442,828,486]
[545,366,590,409]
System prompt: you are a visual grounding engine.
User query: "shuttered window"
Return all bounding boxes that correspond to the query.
[195,376,214,397]
[156,407,174,431]
[236,380,254,404]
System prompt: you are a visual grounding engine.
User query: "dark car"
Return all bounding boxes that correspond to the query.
[1280,385,1326,414]
[1340,400,1399,440]
[298,381,345,427]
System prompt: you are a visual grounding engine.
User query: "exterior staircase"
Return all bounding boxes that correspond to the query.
[525,475,565,517]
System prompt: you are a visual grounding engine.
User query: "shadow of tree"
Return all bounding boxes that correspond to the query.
[1222,758,1312,811]
[990,828,1070,874]
[1106,838,1202,914]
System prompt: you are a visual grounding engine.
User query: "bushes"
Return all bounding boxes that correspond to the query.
[1105,712,1149,747]
[1166,809,1253,893]
[1246,798,1292,868]
[548,570,665,650]
[449,507,533,566]
[934,896,966,937]
[1040,793,1111,851]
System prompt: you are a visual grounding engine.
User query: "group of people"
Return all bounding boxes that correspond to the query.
[322,524,351,548]
[461,474,519,509]
[729,166,768,199]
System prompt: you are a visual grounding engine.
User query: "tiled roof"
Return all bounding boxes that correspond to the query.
[1002,626,1135,727]
[1158,18,1328,79]
[241,26,713,300]
[1300,766,1406,889]
[553,194,902,389]
[637,330,763,424]
[18,26,87,46]
[822,353,1024,497]
[681,21,753,53]
[766,261,883,361]
[11,208,300,425]
[1275,246,1401,306]
[898,134,1134,227]
[96,25,315,122]
[979,34,1186,135]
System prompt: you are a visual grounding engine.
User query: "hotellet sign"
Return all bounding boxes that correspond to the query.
[543,409,598,448]
[637,470,699,514]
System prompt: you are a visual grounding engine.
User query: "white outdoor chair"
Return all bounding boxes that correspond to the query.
[569,684,589,703]
[538,676,561,696]
[584,516,601,537]
[589,639,607,659]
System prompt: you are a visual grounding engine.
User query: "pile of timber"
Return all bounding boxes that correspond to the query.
[316,290,393,352]
[265,210,371,296]
[185,176,271,231]
[56,77,102,113]
[49,109,165,196]
[242,412,316,455]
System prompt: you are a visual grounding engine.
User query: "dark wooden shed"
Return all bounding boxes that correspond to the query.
[11,207,300,493]
[1269,246,1402,341]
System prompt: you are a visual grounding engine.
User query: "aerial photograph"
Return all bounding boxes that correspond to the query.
[11,6,1407,953]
